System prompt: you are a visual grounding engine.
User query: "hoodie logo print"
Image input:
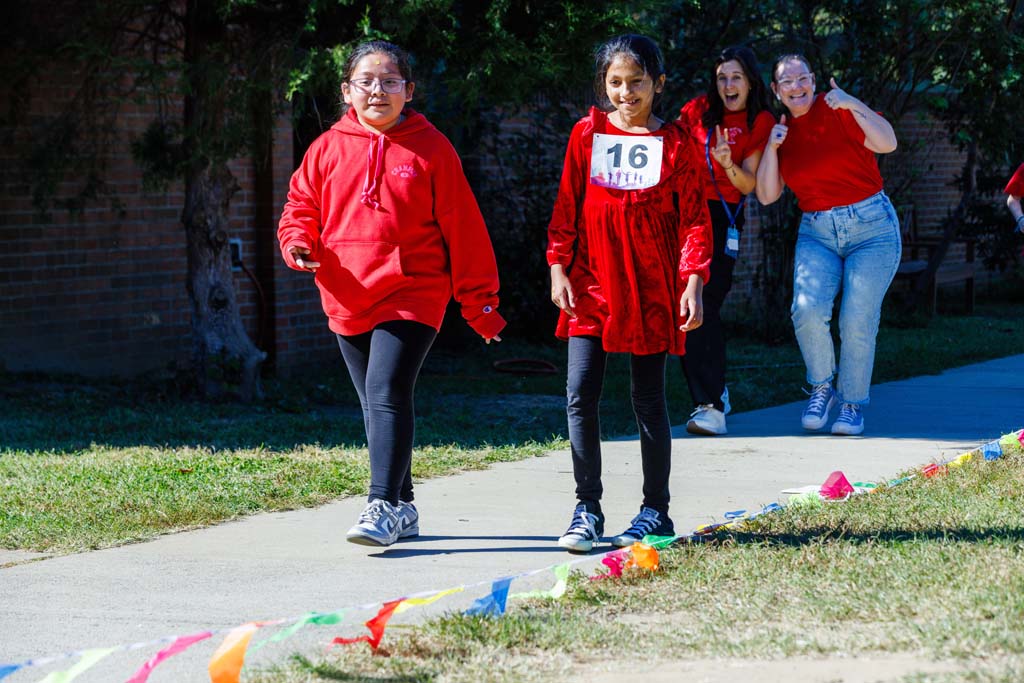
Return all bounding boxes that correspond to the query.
[391,163,418,179]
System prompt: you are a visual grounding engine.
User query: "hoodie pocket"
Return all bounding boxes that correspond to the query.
[315,240,411,317]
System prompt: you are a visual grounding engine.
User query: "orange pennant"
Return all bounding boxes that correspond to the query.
[626,542,660,571]
[208,622,261,683]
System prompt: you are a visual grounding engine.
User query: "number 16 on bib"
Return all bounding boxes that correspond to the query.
[590,133,664,191]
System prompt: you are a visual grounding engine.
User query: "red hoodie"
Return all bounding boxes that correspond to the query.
[278,108,506,339]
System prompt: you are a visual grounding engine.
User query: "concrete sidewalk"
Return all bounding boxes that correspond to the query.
[1,355,1022,681]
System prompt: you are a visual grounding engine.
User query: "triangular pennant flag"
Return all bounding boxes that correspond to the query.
[981,442,1002,461]
[126,632,212,682]
[921,463,946,478]
[0,664,21,681]
[38,648,117,683]
[394,588,463,615]
[251,611,346,652]
[626,542,659,571]
[332,600,403,651]
[511,564,571,600]
[641,534,677,549]
[589,549,629,581]
[464,578,513,617]
[1018,431,1024,448]
[208,622,261,683]
[820,471,854,500]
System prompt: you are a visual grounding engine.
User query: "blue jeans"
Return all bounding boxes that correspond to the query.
[791,191,901,406]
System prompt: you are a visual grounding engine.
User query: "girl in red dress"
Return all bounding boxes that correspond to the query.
[547,34,712,552]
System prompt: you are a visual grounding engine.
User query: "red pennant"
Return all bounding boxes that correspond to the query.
[331,599,403,651]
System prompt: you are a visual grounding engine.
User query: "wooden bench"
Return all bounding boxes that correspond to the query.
[893,205,976,315]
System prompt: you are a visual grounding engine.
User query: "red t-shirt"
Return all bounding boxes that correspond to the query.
[680,95,775,204]
[777,94,885,212]
[1004,163,1024,196]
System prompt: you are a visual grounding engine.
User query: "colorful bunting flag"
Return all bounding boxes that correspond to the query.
[38,648,117,683]
[208,622,261,683]
[641,534,678,549]
[921,463,946,478]
[1018,431,1024,448]
[947,452,973,468]
[464,578,513,617]
[981,442,1002,460]
[126,632,212,683]
[625,543,659,571]
[332,600,402,651]
[395,588,464,615]
[589,549,629,581]
[511,564,570,600]
[820,471,855,500]
[0,665,19,681]
[251,612,345,652]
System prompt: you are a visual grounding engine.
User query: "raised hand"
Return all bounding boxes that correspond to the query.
[824,77,855,110]
[769,114,788,149]
[711,124,733,168]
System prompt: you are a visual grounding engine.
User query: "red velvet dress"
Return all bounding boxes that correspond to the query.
[546,108,712,355]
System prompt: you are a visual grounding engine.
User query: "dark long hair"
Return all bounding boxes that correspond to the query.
[702,46,772,131]
[593,34,666,113]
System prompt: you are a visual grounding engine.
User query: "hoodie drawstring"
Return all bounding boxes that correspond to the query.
[361,134,387,210]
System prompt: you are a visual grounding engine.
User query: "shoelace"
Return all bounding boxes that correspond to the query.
[835,403,859,423]
[689,404,715,418]
[804,384,832,414]
[359,500,389,523]
[624,508,660,536]
[565,508,597,537]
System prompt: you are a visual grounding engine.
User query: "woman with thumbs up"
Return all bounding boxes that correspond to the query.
[756,53,899,437]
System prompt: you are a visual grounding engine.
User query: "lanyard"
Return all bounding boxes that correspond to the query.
[705,130,745,227]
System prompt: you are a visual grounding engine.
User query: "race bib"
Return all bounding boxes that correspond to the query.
[590,133,663,190]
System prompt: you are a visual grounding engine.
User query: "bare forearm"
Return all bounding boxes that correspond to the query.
[848,99,897,153]
[756,146,783,204]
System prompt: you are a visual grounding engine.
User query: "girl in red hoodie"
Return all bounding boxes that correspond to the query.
[278,41,506,547]
[547,34,712,552]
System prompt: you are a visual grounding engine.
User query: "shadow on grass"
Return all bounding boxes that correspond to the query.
[290,653,432,682]
[711,526,1024,548]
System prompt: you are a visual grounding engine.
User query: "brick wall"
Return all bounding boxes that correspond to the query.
[0,75,978,378]
[0,60,340,378]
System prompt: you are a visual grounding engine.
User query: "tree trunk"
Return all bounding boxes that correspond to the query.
[182,162,265,401]
[181,0,265,401]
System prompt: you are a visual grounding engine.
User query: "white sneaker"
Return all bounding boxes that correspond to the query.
[686,404,727,435]
[346,499,400,546]
[396,501,419,538]
[721,386,732,415]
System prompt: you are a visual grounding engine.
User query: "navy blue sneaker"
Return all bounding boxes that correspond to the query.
[557,503,604,552]
[610,506,674,547]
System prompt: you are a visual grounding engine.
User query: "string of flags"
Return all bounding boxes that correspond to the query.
[2,428,1020,682]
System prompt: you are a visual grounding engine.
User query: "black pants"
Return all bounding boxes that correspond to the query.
[681,200,743,412]
[337,320,436,505]
[566,335,671,514]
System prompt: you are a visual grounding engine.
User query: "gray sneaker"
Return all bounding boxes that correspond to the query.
[396,501,420,538]
[346,499,400,546]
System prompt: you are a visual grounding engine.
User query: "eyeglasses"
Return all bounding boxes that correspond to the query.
[776,74,813,90]
[346,78,407,94]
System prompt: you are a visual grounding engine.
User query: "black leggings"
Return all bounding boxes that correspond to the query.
[681,199,743,411]
[566,335,671,514]
[337,320,436,505]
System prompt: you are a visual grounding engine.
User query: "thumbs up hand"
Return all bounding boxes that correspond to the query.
[824,77,854,110]
[769,114,788,149]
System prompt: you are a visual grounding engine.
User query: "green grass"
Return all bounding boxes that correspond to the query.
[1,299,1022,552]
[248,443,1024,683]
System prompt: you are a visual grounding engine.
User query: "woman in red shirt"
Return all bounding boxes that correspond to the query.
[278,41,506,547]
[756,53,899,436]
[547,34,711,552]
[678,46,774,436]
